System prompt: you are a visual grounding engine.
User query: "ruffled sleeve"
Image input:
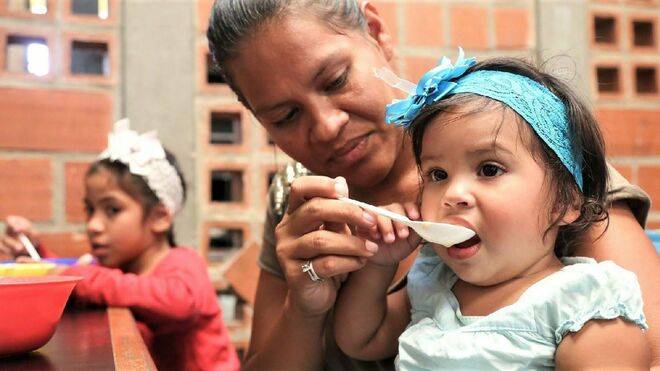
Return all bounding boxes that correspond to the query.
[531,258,648,344]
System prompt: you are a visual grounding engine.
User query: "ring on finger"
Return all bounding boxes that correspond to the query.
[301,260,324,283]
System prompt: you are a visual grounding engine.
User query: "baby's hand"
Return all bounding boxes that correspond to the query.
[0,215,38,259]
[357,202,422,266]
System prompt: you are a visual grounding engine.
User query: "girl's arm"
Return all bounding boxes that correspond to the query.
[334,262,410,360]
[61,249,215,326]
[575,202,660,368]
[335,202,421,360]
[555,318,650,370]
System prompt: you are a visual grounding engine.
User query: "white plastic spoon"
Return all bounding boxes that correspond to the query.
[338,197,475,246]
[18,233,41,261]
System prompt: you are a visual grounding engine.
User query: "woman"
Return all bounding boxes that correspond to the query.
[206,1,659,370]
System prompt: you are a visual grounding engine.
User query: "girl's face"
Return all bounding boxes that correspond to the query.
[419,106,563,286]
[226,13,406,189]
[83,169,161,272]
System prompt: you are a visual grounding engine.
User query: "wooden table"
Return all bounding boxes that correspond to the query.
[0,307,156,371]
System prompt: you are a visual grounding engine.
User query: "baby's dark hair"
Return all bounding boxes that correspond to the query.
[407,58,609,257]
[86,149,187,247]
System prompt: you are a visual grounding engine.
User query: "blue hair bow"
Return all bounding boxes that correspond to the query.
[383,48,477,127]
[376,48,583,191]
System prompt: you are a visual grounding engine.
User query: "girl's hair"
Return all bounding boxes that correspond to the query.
[206,0,365,104]
[408,58,609,257]
[86,149,187,247]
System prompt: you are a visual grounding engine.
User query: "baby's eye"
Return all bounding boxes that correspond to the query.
[427,168,447,182]
[478,163,504,177]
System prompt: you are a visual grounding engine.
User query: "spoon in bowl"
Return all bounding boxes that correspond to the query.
[18,234,41,261]
[337,197,475,247]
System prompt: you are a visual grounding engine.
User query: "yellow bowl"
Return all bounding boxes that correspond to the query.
[0,263,56,277]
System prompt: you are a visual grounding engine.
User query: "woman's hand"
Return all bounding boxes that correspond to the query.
[357,202,422,267]
[275,175,379,317]
[0,215,38,259]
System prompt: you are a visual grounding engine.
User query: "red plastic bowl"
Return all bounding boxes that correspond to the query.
[0,276,81,357]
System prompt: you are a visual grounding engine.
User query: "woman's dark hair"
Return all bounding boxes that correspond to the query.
[86,149,187,247]
[407,58,609,257]
[206,0,365,104]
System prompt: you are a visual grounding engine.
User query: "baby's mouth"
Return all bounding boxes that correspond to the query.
[452,234,481,249]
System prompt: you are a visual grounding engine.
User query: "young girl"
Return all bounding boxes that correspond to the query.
[2,119,240,371]
[334,51,650,369]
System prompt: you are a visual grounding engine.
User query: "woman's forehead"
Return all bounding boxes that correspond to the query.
[234,14,359,67]
[228,16,365,106]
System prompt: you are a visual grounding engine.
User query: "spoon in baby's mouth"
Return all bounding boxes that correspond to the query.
[337,197,475,247]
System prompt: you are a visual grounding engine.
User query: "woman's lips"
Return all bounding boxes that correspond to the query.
[330,135,369,166]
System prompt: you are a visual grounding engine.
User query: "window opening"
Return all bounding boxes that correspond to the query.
[210,113,242,145]
[594,16,616,44]
[71,0,109,19]
[596,67,620,93]
[207,227,244,263]
[635,67,657,94]
[210,170,244,202]
[6,0,47,14]
[633,20,655,47]
[207,53,226,84]
[71,40,108,76]
[5,35,49,76]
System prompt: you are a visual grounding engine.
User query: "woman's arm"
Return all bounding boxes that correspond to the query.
[575,202,660,368]
[242,270,329,370]
[242,175,378,370]
[555,318,650,370]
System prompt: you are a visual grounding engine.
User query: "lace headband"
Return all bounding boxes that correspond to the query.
[378,48,583,190]
[98,119,184,215]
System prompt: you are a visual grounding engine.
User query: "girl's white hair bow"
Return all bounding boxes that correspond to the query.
[98,119,184,215]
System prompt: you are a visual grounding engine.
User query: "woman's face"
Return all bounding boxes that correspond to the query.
[226,13,405,188]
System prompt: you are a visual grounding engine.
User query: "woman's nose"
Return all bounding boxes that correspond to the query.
[309,98,349,143]
[443,178,475,209]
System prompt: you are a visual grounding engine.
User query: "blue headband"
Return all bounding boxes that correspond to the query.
[380,49,583,190]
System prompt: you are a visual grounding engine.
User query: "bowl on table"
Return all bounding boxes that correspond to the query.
[0,263,56,277]
[0,258,79,277]
[0,276,82,357]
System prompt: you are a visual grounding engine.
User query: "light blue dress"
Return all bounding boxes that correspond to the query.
[396,244,648,370]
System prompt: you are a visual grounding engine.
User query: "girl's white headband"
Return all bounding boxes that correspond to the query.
[98,119,184,215]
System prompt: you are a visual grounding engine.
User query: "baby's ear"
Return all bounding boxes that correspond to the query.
[557,204,580,226]
[149,203,174,234]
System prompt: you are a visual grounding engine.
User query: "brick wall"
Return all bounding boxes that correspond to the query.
[1,0,657,261]
[589,0,660,228]
[0,0,118,255]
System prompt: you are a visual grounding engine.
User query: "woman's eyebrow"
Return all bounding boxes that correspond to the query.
[254,102,290,116]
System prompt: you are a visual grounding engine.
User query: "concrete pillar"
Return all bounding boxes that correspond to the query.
[536,0,591,102]
[121,1,197,247]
